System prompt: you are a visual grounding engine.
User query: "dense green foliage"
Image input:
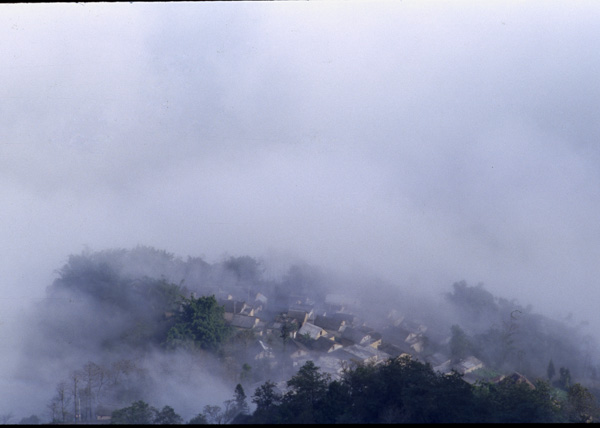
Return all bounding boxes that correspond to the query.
[244,357,600,424]
[110,401,157,424]
[37,248,186,354]
[110,401,183,425]
[445,281,598,381]
[166,295,232,352]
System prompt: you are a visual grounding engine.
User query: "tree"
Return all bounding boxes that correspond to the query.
[566,383,599,422]
[319,380,353,424]
[222,384,249,424]
[253,380,282,411]
[279,318,294,352]
[201,405,224,425]
[49,381,72,423]
[446,281,498,320]
[479,378,561,423]
[110,400,157,424]
[547,359,556,382]
[18,414,40,425]
[223,256,264,283]
[557,367,571,390]
[297,332,313,346]
[166,295,231,352]
[234,383,249,415]
[70,370,81,423]
[154,405,183,425]
[240,363,252,384]
[499,309,521,365]
[251,380,282,423]
[449,325,472,363]
[282,360,331,423]
[187,413,208,424]
[80,362,100,421]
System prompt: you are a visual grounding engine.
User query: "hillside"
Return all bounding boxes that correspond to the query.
[12,246,600,424]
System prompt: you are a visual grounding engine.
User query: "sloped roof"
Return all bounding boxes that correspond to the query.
[342,326,371,344]
[254,293,268,304]
[425,352,451,367]
[330,312,358,325]
[343,344,389,362]
[310,336,339,353]
[313,315,345,332]
[400,319,428,334]
[455,356,484,374]
[230,314,259,329]
[501,372,536,389]
[433,360,454,375]
[289,302,314,313]
[287,309,308,326]
[298,322,325,339]
[220,299,247,314]
[378,342,413,358]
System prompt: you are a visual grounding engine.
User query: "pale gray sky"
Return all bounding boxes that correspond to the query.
[2,0,600,377]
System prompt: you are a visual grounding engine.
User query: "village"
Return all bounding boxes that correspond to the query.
[208,285,535,394]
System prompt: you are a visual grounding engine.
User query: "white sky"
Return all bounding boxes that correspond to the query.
[2,0,600,361]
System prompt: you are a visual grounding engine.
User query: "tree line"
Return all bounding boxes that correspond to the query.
[102,356,599,424]
[242,356,599,424]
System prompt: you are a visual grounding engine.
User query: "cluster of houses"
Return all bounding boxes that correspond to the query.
[210,288,505,388]
[94,286,536,422]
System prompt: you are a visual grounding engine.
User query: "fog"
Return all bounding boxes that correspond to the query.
[2,0,600,421]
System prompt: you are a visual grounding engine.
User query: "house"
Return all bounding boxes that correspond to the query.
[409,337,427,354]
[426,353,453,375]
[267,320,298,340]
[289,302,315,318]
[297,322,326,340]
[433,359,454,375]
[287,296,316,317]
[240,305,256,317]
[498,372,536,389]
[404,327,428,354]
[310,336,343,353]
[220,299,251,316]
[454,356,484,375]
[254,320,267,336]
[368,331,383,349]
[341,326,372,346]
[378,342,413,358]
[330,312,358,326]
[287,309,309,327]
[381,325,413,347]
[405,331,422,344]
[254,292,268,310]
[330,344,390,366]
[400,319,428,335]
[293,354,347,380]
[229,314,260,330]
[425,352,451,368]
[341,345,379,365]
[423,325,451,347]
[313,315,345,333]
